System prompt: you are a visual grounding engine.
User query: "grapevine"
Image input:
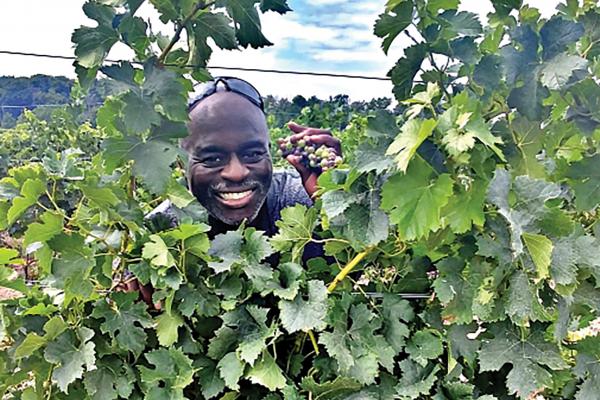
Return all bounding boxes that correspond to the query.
[1,0,600,399]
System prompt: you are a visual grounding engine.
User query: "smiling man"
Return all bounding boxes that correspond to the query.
[178,76,341,237]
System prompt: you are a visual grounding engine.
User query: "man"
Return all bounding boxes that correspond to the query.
[150,76,341,237]
[133,77,341,304]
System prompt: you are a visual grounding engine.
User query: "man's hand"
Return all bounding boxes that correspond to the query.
[285,122,342,197]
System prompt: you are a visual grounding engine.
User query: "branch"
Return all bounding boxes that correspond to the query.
[327,247,373,293]
[157,0,216,64]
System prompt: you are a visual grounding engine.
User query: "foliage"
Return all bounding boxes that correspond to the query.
[2,0,600,399]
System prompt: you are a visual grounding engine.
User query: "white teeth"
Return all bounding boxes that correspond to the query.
[220,190,252,200]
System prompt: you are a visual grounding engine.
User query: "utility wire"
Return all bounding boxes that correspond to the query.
[0,49,392,81]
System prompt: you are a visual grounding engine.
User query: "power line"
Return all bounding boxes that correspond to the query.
[0,49,392,81]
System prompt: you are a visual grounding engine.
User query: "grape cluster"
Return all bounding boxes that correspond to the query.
[276,137,342,171]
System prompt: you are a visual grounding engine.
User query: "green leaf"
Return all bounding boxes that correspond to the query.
[505,271,550,326]
[507,78,549,121]
[103,136,180,194]
[208,229,244,273]
[566,154,600,211]
[91,292,153,355]
[374,1,413,54]
[439,10,483,37]
[271,204,319,262]
[15,333,46,359]
[222,0,273,48]
[381,158,454,240]
[522,232,553,281]
[22,211,63,249]
[84,363,134,400]
[405,330,444,367]
[246,351,286,391]
[260,0,291,13]
[155,311,184,347]
[217,352,245,391]
[329,189,389,250]
[388,43,427,101]
[197,358,225,399]
[78,182,121,209]
[138,348,195,397]
[143,234,176,267]
[279,280,328,333]
[386,118,437,173]
[540,17,584,60]
[506,359,553,399]
[321,190,361,219]
[382,294,413,354]
[300,376,362,400]
[395,359,440,399]
[7,178,46,226]
[44,328,96,394]
[443,181,487,234]
[540,53,588,90]
[72,3,119,69]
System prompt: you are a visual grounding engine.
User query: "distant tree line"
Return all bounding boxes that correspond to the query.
[0,75,397,129]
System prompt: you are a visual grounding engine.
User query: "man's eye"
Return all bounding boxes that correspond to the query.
[242,151,265,163]
[199,155,224,166]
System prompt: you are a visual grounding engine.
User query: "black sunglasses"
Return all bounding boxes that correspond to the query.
[188,76,264,112]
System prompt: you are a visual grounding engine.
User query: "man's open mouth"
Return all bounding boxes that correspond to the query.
[215,188,256,208]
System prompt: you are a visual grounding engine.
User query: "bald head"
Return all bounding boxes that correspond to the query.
[183,91,268,151]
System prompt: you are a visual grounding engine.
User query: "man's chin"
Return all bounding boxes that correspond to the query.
[205,196,266,226]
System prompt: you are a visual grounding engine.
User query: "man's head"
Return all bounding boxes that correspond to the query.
[182,79,272,226]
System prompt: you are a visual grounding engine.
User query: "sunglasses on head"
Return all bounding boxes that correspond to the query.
[188,76,265,112]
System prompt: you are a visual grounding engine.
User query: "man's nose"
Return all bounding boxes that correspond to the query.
[221,154,250,182]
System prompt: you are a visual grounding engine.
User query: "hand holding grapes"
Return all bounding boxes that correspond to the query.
[277,122,342,198]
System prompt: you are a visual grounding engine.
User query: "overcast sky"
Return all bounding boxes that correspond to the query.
[0,0,561,101]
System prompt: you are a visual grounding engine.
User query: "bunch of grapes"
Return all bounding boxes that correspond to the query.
[276,137,342,171]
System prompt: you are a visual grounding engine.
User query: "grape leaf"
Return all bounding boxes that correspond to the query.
[540,17,584,60]
[522,232,553,281]
[208,228,244,273]
[540,53,588,90]
[300,376,362,400]
[246,351,286,391]
[271,204,318,262]
[197,358,226,399]
[388,43,427,101]
[138,348,195,397]
[405,330,444,367]
[221,0,273,48]
[155,311,184,347]
[381,158,454,240]
[217,352,245,391]
[443,181,487,234]
[143,234,176,267]
[566,154,600,211]
[386,118,438,173]
[505,271,551,326]
[91,292,153,356]
[374,1,414,54]
[44,328,96,394]
[279,280,328,333]
[7,178,46,226]
[23,211,63,247]
[72,2,119,69]
[395,359,440,399]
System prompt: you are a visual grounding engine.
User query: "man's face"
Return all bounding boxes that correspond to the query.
[185,92,272,226]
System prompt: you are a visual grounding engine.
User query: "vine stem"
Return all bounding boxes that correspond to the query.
[157,0,216,64]
[327,247,373,293]
[307,330,319,355]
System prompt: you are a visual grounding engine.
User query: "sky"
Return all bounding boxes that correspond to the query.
[0,0,562,102]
